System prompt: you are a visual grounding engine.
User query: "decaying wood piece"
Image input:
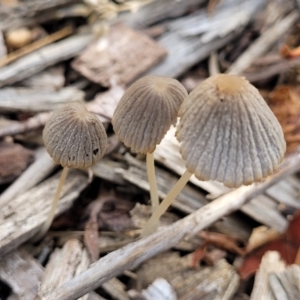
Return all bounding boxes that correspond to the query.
[250,251,286,300]
[0,169,88,256]
[0,112,50,139]
[72,23,167,87]
[39,239,90,300]
[227,10,299,75]
[38,151,300,300]
[0,87,84,113]
[0,148,56,208]
[0,32,93,87]
[149,0,262,78]
[0,249,43,300]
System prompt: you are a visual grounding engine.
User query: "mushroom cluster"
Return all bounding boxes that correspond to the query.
[40,74,286,239]
[125,74,285,237]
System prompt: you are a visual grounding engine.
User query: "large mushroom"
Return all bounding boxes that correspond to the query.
[142,74,286,236]
[112,75,188,210]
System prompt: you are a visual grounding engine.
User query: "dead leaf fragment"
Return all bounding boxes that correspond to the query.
[239,211,300,280]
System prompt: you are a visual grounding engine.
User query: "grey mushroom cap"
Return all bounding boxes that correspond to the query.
[176,74,286,188]
[112,75,188,154]
[43,102,107,168]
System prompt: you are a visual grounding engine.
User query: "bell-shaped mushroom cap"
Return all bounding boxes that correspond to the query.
[112,75,188,154]
[43,102,107,168]
[176,74,286,188]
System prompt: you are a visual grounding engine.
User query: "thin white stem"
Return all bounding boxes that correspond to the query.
[33,167,69,241]
[141,169,192,237]
[146,152,159,210]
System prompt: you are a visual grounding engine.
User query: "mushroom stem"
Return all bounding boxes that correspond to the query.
[146,152,159,210]
[141,169,192,237]
[34,167,69,241]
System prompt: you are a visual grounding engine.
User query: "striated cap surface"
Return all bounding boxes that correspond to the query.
[112,75,188,154]
[176,74,286,188]
[43,102,107,168]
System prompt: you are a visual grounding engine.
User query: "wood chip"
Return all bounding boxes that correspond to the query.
[0,249,43,300]
[39,239,90,300]
[0,169,88,256]
[72,23,167,87]
[250,251,286,300]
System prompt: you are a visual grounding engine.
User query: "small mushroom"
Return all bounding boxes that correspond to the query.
[112,75,188,210]
[35,102,107,240]
[142,74,286,236]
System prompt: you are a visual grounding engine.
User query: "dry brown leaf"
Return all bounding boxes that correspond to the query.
[239,211,300,280]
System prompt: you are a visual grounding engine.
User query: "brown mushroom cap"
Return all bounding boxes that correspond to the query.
[112,75,188,154]
[43,102,107,168]
[176,74,286,188]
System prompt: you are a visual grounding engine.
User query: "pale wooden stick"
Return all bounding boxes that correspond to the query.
[38,151,300,300]
[146,152,159,209]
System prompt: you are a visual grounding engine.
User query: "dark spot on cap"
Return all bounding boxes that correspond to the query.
[93,149,99,155]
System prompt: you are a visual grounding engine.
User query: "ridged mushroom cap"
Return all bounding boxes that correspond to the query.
[176,74,286,188]
[43,102,107,168]
[112,75,188,154]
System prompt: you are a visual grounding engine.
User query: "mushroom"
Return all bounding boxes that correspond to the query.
[142,74,286,236]
[36,102,107,240]
[112,75,188,210]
